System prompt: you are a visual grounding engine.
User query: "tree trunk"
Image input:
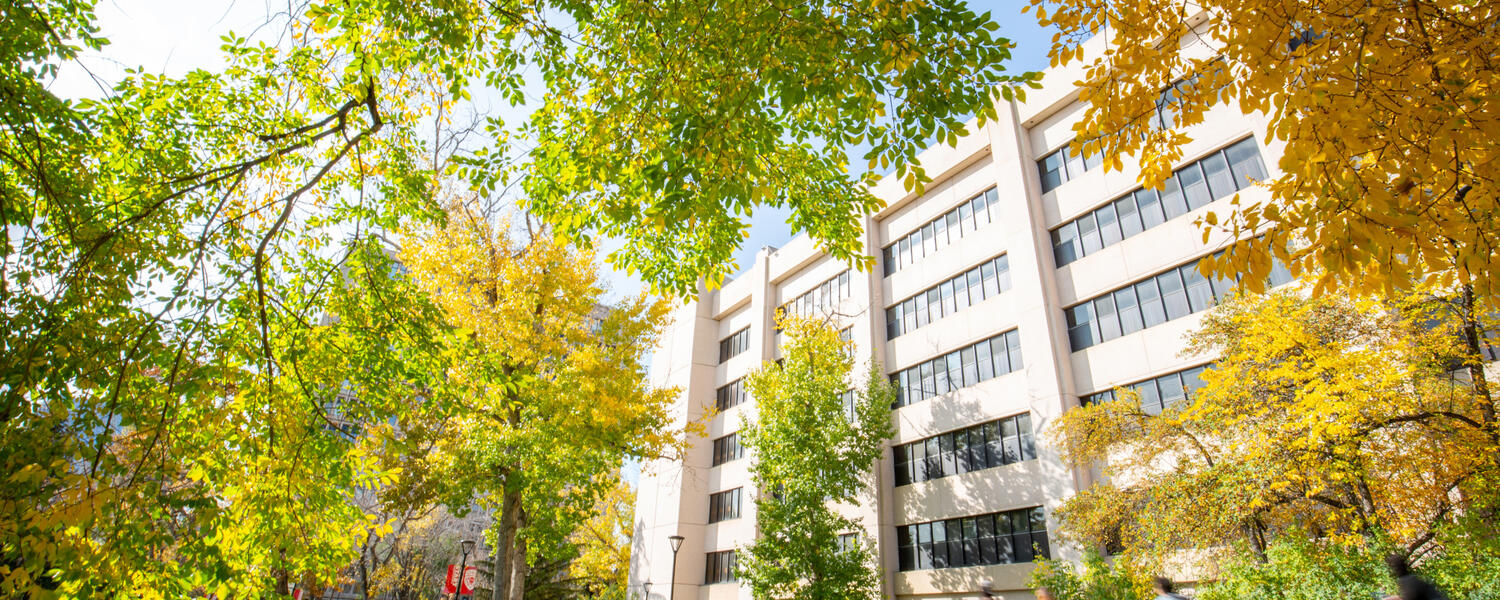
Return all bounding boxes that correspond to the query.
[493,486,524,600]
[359,542,371,600]
[506,507,529,600]
[1459,286,1496,432]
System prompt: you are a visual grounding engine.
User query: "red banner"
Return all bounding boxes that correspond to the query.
[444,565,478,595]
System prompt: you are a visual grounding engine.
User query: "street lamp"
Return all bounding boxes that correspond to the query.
[641,581,652,600]
[667,535,685,600]
[453,539,477,600]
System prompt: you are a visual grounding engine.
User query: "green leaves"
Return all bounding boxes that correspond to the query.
[739,317,893,600]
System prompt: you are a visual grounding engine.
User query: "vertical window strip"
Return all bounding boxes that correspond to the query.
[1037,141,1101,193]
[777,270,854,323]
[715,379,749,411]
[1065,251,1294,352]
[708,488,742,523]
[881,188,1001,277]
[705,550,737,584]
[1080,364,1210,415]
[718,328,751,363]
[712,433,743,466]
[893,413,1037,487]
[889,329,1023,407]
[896,507,1050,572]
[1051,137,1267,267]
[886,254,1011,339]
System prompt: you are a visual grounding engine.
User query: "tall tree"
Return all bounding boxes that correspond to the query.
[1028,0,1500,308]
[1048,290,1500,573]
[3,0,1031,593]
[399,202,684,600]
[739,317,894,600]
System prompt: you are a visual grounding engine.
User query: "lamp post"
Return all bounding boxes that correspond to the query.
[453,539,477,600]
[641,581,652,600]
[667,535,685,600]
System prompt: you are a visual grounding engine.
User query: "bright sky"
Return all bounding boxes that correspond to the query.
[50,0,1059,304]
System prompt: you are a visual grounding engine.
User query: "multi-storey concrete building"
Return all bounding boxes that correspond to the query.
[629,29,1292,600]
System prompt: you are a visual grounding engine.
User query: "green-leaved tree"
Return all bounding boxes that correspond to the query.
[739,317,894,600]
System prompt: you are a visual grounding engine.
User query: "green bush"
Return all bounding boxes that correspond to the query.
[1027,551,1144,600]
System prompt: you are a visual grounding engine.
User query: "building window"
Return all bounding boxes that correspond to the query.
[705,550,737,584]
[886,254,1011,339]
[893,413,1037,486]
[1080,364,1211,415]
[712,433,744,466]
[716,379,748,411]
[890,329,1023,407]
[837,533,861,553]
[897,506,1050,571]
[1065,251,1294,352]
[777,270,853,322]
[1051,137,1267,267]
[708,488,742,523]
[1036,142,1100,193]
[719,328,750,363]
[881,188,1001,277]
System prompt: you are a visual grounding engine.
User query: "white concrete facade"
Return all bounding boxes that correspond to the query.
[630,26,1286,600]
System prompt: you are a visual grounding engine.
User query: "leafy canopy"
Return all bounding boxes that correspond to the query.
[1049,290,1500,573]
[739,316,894,600]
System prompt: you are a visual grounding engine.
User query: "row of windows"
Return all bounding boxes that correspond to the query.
[881,188,1002,277]
[705,550,737,584]
[1052,137,1267,267]
[1037,141,1101,193]
[885,254,1012,339]
[1081,364,1209,416]
[1065,252,1294,351]
[779,270,852,321]
[708,488,742,523]
[719,328,751,363]
[715,379,748,411]
[891,329,1023,407]
[897,507,1050,572]
[894,413,1036,487]
[711,432,743,466]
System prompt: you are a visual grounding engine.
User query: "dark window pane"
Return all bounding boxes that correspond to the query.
[985,422,1003,467]
[1095,203,1123,246]
[931,520,949,568]
[1064,144,1086,180]
[976,341,995,381]
[1182,264,1214,311]
[1067,303,1096,351]
[1158,270,1191,320]
[1052,222,1080,266]
[946,353,963,392]
[1039,152,1065,192]
[1136,188,1167,228]
[1002,417,1021,463]
[962,518,980,566]
[1032,532,1051,560]
[1136,279,1167,327]
[919,362,935,400]
[1115,197,1143,238]
[954,432,970,474]
[1137,379,1161,414]
[961,347,979,387]
[1178,162,1212,210]
[1160,373,1187,410]
[940,434,957,478]
[1005,331,1024,372]
[953,275,970,312]
[925,438,942,479]
[1076,212,1103,255]
[883,246,896,276]
[1094,295,1122,342]
[1018,414,1037,460]
[1161,175,1189,220]
[1225,138,1267,188]
[1115,287,1144,334]
[894,445,910,486]
[968,427,988,470]
[994,255,1012,291]
[914,292,929,328]
[899,535,916,571]
[1201,151,1236,200]
[887,306,902,339]
[947,520,964,568]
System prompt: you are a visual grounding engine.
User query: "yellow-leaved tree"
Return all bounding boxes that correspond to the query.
[1030,1,1498,307]
[401,203,687,600]
[1049,290,1500,574]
